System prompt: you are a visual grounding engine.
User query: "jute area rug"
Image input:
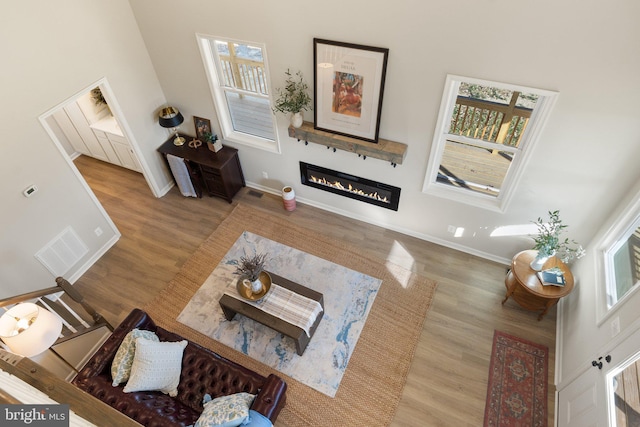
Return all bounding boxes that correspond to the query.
[177,231,382,398]
[143,204,437,426]
[484,330,549,427]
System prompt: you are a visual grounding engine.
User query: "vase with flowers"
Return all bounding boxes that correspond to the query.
[530,210,585,270]
[273,69,312,128]
[234,252,269,294]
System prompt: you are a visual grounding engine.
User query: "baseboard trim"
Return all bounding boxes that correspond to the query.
[246,181,511,266]
[66,233,120,283]
[157,181,175,197]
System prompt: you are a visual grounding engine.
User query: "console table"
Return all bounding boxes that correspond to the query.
[502,250,575,320]
[158,134,245,203]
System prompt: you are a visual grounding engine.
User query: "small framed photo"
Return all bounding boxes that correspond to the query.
[193,116,212,141]
[313,38,389,143]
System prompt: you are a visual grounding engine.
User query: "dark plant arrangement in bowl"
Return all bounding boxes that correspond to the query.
[234,252,268,282]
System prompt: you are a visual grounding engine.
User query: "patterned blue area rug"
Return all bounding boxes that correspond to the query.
[177,231,382,397]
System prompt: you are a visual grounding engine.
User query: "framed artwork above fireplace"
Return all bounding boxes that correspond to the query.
[313,38,389,143]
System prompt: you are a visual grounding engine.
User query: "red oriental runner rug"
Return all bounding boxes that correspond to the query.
[484,330,548,427]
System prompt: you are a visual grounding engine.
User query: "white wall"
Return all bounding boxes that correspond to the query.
[0,1,170,298]
[2,0,639,303]
[128,0,640,264]
[558,179,640,387]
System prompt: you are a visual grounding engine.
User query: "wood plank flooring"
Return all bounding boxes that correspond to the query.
[72,155,557,426]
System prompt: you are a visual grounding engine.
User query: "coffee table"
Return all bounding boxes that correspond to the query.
[219,272,324,355]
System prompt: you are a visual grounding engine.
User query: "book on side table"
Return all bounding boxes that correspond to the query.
[537,267,566,287]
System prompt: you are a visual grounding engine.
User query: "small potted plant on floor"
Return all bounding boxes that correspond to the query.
[530,210,585,270]
[234,252,269,294]
[273,69,312,128]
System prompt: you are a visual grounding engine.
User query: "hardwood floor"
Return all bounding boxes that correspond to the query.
[72,155,557,426]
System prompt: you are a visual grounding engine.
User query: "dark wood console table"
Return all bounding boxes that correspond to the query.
[158,134,245,203]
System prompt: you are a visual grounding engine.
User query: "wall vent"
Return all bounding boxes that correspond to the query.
[35,227,88,277]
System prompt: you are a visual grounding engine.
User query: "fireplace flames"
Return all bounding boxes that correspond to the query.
[309,175,389,203]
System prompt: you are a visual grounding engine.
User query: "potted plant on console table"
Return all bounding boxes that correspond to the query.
[273,69,312,128]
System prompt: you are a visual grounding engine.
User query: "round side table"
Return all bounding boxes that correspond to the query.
[502,250,574,320]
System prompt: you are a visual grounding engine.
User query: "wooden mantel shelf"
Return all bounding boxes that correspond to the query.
[288,121,408,166]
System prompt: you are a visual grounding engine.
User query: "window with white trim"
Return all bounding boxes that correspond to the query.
[197,35,279,153]
[423,75,558,211]
[605,215,640,309]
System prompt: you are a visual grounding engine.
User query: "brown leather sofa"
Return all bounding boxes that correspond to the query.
[72,309,287,427]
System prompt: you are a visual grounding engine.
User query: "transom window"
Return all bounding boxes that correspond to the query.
[423,75,558,211]
[197,35,279,153]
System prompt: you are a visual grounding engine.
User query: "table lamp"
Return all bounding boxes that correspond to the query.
[0,303,63,357]
[159,106,186,146]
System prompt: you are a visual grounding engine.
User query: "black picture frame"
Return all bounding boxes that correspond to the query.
[313,38,389,143]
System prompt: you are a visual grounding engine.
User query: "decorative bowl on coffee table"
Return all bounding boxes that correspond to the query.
[236,271,272,301]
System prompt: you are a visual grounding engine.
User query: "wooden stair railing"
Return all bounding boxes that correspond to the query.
[0,277,113,350]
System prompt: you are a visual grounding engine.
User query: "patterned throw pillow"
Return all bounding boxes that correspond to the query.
[111,329,159,386]
[195,392,256,427]
[122,337,188,397]
[244,410,273,427]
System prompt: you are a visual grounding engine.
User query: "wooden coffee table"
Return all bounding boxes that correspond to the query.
[219,272,324,355]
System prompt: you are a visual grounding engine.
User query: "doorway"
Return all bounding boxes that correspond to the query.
[39,78,159,237]
[608,337,640,427]
[39,78,161,247]
[558,325,640,426]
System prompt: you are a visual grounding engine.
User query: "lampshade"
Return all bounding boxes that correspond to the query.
[0,303,63,357]
[159,106,184,128]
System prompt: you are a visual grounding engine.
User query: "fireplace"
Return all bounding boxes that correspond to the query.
[300,162,401,211]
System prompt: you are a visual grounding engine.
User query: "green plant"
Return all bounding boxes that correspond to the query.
[531,210,585,262]
[273,69,312,114]
[233,252,268,281]
[202,131,217,143]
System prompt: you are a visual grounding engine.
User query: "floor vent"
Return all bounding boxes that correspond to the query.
[35,226,89,277]
[248,190,264,198]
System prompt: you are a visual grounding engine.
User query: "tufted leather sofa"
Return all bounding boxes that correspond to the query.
[72,308,287,427]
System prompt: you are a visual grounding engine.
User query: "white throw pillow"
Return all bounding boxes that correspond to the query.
[194,392,256,427]
[111,329,159,386]
[122,337,187,397]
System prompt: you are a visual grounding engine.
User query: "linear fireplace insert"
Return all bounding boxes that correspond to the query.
[300,162,401,211]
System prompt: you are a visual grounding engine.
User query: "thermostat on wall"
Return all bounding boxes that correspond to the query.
[23,185,38,197]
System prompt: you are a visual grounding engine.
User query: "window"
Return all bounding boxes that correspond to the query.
[595,189,640,322]
[197,35,279,153]
[423,75,558,211]
[605,216,640,309]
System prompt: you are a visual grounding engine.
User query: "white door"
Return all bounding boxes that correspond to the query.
[558,326,640,427]
[558,366,607,427]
